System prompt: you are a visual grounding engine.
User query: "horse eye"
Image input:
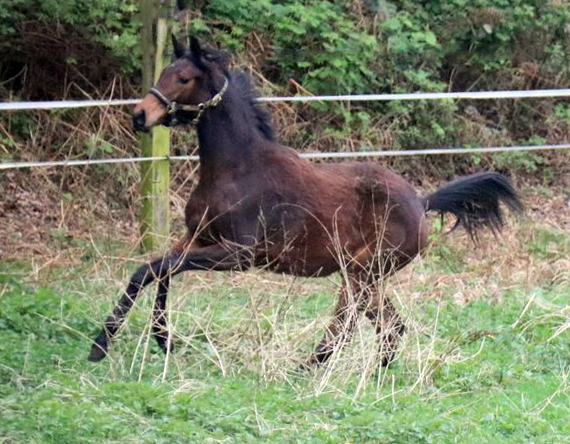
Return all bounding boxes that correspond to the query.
[179,77,190,85]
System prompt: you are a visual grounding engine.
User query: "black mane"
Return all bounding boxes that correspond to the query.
[230,71,276,142]
[180,42,276,142]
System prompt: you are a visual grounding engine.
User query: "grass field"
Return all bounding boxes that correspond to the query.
[1,193,569,443]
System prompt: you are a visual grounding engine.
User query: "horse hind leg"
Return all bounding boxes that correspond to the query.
[303,278,364,369]
[364,292,406,367]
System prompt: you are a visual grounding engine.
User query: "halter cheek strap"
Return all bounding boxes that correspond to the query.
[148,77,229,125]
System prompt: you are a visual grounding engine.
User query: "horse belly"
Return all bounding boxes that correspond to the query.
[260,250,339,277]
[255,225,341,277]
[258,211,367,277]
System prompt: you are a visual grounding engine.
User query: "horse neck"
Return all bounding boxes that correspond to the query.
[196,84,261,180]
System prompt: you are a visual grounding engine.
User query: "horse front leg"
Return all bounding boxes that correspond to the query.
[151,236,199,355]
[88,243,253,362]
[88,254,176,362]
[152,275,172,355]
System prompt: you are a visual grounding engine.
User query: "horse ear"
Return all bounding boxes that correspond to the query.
[172,34,186,59]
[190,36,202,59]
[212,51,232,72]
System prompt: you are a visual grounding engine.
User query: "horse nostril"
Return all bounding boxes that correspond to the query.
[133,110,146,131]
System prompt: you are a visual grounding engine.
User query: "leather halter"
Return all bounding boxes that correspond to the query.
[148,77,229,125]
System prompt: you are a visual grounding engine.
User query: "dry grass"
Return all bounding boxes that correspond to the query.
[1,97,568,395]
[3,179,567,398]
[1,177,569,444]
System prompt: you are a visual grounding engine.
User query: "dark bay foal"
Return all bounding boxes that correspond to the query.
[88,37,522,367]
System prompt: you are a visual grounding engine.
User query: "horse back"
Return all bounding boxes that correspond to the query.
[252,149,427,276]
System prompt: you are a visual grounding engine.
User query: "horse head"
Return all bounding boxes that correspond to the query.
[132,36,230,132]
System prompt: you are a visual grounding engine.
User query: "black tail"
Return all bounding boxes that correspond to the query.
[422,172,523,239]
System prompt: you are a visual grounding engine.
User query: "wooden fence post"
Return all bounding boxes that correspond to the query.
[139,0,171,252]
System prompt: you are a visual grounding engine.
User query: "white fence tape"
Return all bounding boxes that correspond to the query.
[1,88,569,170]
[2,144,569,170]
[0,99,140,111]
[0,156,166,170]
[2,89,570,111]
[257,89,570,103]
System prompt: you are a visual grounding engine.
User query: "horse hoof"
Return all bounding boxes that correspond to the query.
[160,342,175,355]
[297,361,314,373]
[297,354,324,372]
[155,336,174,355]
[380,352,396,367]
[88,343,108,362]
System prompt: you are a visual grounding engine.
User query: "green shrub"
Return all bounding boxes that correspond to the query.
[0,0,140,75]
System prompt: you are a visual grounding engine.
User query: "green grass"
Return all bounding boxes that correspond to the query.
[1,221,569,443]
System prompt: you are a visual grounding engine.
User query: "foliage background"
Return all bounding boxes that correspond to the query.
[1,0,569,261]
[1,2,569,442]
[1,0,570,170]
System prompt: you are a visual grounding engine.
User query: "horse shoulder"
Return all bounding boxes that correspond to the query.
[181,183,211,240]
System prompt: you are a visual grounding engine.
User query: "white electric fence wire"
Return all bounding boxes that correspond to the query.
[0,99,140,111]
[1,89,570,111]
[2,144,569,170]
[256,89,570,103]
[1,88,569,169]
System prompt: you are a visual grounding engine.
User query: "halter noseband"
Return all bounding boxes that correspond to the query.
[148,77,229,125]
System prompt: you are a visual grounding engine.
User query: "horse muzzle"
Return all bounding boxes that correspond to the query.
[132,110,149,133]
